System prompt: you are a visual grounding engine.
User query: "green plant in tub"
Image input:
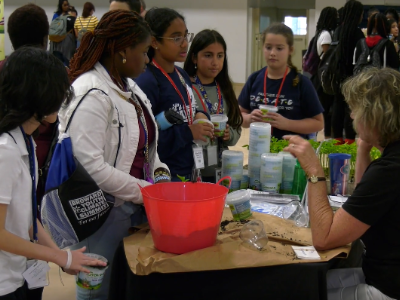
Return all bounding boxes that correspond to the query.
[177,175,190,182]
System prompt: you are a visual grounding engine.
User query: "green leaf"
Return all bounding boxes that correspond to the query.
[177,174,189,182]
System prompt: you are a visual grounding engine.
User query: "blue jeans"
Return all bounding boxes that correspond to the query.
[71,202,141,300]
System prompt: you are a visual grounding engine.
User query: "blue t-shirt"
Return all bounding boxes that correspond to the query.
[238,67,323,139]
[135,64,197,177]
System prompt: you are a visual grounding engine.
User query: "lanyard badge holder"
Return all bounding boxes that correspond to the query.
[20,126,50,289]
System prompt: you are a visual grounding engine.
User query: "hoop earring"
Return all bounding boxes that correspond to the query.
[122,58,127,64]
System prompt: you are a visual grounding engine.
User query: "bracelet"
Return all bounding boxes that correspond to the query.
[154,175,171,183]
[154,168,171,178]
[64,249,72,270]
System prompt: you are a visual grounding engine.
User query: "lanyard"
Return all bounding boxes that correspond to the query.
[20,126,38,243]
[193,76,224,114]
[264,67,289,106]
[152,60,193,125]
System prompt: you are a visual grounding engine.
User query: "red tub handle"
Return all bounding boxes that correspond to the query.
[216,176,232,189]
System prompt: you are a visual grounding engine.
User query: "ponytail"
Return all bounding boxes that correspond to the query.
[288,55,300,87]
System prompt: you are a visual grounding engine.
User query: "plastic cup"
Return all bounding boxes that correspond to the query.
[221,150,244,192]
[192,119,214,146]
[291,160,307,198]
[226,189,252,221]
[76,254,108,290]
[260,153,283,193]
[239,220,269,251]
[279,152,297,194]
[240,170,249,189]
[259,105,279,122]
[211,114,228,137]
[329,153,351,196]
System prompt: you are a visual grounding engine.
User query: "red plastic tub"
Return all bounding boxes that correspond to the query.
[141,177,230,254]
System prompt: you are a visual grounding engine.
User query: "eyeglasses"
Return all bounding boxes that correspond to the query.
[157,33,194,45]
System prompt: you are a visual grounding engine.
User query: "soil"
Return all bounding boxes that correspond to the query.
[220,219,250,232]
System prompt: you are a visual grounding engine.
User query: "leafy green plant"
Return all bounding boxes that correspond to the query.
[177,175,190,182]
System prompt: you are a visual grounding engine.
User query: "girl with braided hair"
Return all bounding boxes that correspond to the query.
[239,23,324,140]
[60,10,170,300]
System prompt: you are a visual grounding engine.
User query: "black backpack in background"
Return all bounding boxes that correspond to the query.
[353,38,388,75]
[318,39,343,96]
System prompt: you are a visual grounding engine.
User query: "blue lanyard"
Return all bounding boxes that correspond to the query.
[194,76,224,114]
[19,126,38,243]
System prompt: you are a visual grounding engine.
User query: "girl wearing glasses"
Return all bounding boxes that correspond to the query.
[136,8,213,182]
[184,30,243,182]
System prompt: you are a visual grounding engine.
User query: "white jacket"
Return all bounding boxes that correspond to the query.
[58,62,168,206]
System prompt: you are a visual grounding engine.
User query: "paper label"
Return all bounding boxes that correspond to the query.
[192,145,205,169]
[23,260,50,289]
[206,145,218,167]
[292,246,321,260]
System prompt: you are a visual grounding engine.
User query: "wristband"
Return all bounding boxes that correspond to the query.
[155,111,173,130]
[154,175,171,183]
[64,249,72,270]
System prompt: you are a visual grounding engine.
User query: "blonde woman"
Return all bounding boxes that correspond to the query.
[284,68,400,300]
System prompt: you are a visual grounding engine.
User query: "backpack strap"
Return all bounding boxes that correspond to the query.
[373,38,388,68]
[65,88,121,167]
[84,16,92,30]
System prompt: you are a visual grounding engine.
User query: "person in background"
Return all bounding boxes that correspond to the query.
[65,10,169,300]
[312,6,337,139]
[184,29,243,182]
[385,8,399,24]
[284,67,400,300]
[136,8,213,182]
[74,2,98,47]
[140,0,147,17]
[68,6,78,17]
[52,0,69,20]
[0,47,106,300]
[239,23,323,140]
[387,18,399,54]
[354,13,399,71]
[109,0,141,13]
[363,6,380,36]
[329,0,364,145]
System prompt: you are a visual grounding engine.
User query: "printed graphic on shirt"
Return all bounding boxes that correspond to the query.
[170,85,197,123]
[69,190,110,225]
[251,92,294,111]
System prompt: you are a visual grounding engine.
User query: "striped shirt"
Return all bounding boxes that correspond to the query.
[74,16,99,32]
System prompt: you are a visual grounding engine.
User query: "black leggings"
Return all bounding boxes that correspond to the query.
[317,87,335,137]
[332,92,356,140]
[0,283,43,300]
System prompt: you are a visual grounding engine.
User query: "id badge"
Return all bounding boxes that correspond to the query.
[207,145,218,167]
[192,145,205,169]
[23,260,50,290]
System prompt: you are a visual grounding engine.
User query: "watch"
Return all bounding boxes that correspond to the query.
[308,175,326,184]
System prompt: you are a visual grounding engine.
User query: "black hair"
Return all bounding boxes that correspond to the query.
[338,7,344,25]
[68,6,78,16]
[145,7,185,61]
[385,8,399,24]
[55,0,69,15]
[8,4,49,50]
[0,47,73,135]
[330,0,363,73]
[316,7,338,34]
[262,23,300,87]
[109,0,141,13]
[368,6,380,17]
[184,30,243,130]
[367,13,389,38]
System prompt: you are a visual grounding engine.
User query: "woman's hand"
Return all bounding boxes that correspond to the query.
[189,122,214,142]
[283,135,322,175]
[60,246,107,274]
[265,112,290,131]
[357,138,373,154]
[215,124,230,141]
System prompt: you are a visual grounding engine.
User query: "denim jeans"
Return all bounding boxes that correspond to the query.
[71,202,140,300]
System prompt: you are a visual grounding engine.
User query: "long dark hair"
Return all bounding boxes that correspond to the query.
[367,13,389,38]
[316,7,338,34]
[261,23,300,87]
[69,10,151,89]
[184,30,242,130]
[0,47,73,135]
[144,7,185,62]
[55,0,68,15]
[82,2,95,18]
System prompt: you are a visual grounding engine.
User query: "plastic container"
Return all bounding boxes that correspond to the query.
[259,104,279,122]
[76,254,108,290]
[329,153,351,196]
[210,114,228,137]
[260,153,283,193]
[192,119,214,146]
[240,170,249,189]
[291,160,307,198]
[249,175,261,190]
[226,189,252,220]
[141,178,230,254]
[221,150,243,192]
[279,152,297,194]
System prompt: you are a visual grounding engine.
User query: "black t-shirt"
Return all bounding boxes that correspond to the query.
[238,67,323,139]
[66,16,76,33]
[342,140,400,299]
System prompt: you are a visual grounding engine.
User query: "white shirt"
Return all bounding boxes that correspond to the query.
[58,62,169,207]
[317,30,333,57]
[0,127,36,295]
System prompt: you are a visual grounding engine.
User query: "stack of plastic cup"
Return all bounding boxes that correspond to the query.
[291,160,307,198]
[240,169,249,189]
[260,153,283,193]
[221,150,244,192]
[248,123,271,190]
[279,152,297,194]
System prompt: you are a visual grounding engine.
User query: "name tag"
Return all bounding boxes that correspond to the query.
[23,260,50,289]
